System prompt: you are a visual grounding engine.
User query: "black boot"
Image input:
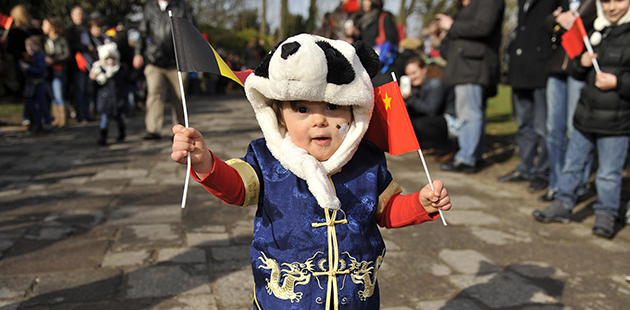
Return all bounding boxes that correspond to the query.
[117,124,126,142]
[97,128,108,146]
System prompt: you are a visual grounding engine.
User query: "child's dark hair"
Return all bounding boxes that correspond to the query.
[45,17,66,36]
[404,55,427,69]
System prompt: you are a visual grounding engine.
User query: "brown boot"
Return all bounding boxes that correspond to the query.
[56,105,66,127]
[51,106,60,127]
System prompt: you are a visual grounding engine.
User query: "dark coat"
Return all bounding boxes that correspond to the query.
[570,23,630,136]
[441,0,505,86]
[96,64,130,117]
[546,0,597,76]
[135,0,196,68]
[508,0,563,89]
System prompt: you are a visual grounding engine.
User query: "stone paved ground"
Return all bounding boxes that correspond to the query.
[0,93,628,310]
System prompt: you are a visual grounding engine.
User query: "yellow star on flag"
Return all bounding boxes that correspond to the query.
[383,92,392,110]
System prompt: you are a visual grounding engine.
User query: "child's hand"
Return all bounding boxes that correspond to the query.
[419,180,451,214]
[580,52,597,68]
[171,125,214,178]
[594,72,617,91]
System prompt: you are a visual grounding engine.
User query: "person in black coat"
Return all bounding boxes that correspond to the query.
[534,0,630,239]
[500,0,564,191]
[435,0,505,173]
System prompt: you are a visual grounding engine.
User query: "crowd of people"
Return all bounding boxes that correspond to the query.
[320,0,629,241]
[1,0,629,238]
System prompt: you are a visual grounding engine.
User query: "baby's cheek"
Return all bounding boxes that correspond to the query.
[336,122,350,139]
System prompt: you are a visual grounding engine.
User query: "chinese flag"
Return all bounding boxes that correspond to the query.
[0,12,13,30]
[343,0,361,13]
[561,15,588,59]
[364,81,420,156]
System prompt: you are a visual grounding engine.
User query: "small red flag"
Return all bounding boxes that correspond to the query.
[343,0,361,13]
[0,12,13,30]
[75,52,88,71]
[561,15,588,59]
[364,81,421,156]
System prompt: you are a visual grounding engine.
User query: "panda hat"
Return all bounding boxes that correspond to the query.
[245,34,380,210]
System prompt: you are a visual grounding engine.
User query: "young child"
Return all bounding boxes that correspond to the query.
[533,0,630,239]
[172,34,451,309]
[89,42,128,145]
[20,36,51,133]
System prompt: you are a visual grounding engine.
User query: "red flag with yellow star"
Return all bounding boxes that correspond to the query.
[364,81,420,156]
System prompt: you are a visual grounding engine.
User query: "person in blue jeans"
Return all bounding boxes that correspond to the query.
[541,0,597,202]
[436,0,505,173]
[533,0,630,239]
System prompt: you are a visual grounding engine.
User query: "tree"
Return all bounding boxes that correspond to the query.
[259,0,267,37]
[305,0,318,34]
[279,0,288,40]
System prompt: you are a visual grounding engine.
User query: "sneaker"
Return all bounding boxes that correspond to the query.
[533,201,572,223]
[592,213,615,239]
[141,133,162,140]
[498,170,531,182]
[440,160,477,173]
[538,189,556,202]
[528,176,549,192]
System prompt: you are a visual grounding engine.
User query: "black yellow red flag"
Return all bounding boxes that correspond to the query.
[170,16,245,86]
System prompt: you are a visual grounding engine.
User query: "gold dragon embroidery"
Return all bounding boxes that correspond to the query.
[257,251,319,303]
[347,250,385,301]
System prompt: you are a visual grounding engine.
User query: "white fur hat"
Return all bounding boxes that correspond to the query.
[244,34,380,210]
[97,42,119,61]
[591,0,630,45]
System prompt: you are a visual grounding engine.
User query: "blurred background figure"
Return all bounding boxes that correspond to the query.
[42,17,70,128]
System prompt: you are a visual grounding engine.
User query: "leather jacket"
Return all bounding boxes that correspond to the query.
[135,0,196,68]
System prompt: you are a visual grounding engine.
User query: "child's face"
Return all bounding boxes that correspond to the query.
[602,0,630,24]
[91,25,102,37]
[405,62,427,87]
[25,40,38,55]
[280,101,353,161]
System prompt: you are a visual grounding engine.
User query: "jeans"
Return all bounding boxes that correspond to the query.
[512,88,548,178]
[50,71,66,107]
[556,130,629,217]
[26,82,50,130]
[74,70,93,121]
[546,76,591,192]
[454,84,485,166]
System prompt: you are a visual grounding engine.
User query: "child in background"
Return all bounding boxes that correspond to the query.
[20,36,51,133]
[171,34,451,309]
[89,42,128,145]
[533,0,630,239]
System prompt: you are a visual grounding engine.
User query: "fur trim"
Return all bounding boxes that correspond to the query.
[245,34,378,210]
[593,0,630,34]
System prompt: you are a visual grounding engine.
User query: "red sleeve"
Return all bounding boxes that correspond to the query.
[375,191,440,228]
[190,151,246,205]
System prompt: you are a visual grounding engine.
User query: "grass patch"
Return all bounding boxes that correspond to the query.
[0,103,23,117]
[486,84,516,136]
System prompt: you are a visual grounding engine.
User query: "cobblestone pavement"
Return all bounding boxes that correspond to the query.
[0,93,628,310]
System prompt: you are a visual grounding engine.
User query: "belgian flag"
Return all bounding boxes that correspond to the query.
[170,15,248,86]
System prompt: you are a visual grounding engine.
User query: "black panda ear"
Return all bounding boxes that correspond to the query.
[254,39,285,78]
[352,40,380,78]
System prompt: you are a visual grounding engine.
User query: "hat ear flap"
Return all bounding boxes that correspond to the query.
[353,40,380,78]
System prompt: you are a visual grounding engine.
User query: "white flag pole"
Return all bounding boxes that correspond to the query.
[390,72,447,226]
[583,36,601,74]
[169,10,192,209]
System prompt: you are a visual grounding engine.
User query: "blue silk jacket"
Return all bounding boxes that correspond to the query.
[226,138,402,310]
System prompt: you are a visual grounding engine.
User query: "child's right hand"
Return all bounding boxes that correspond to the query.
[171,125,214,178]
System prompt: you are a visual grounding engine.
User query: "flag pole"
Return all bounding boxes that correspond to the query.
[390,72,447,226]
[576,13,600,73]
[169,10,192,209]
